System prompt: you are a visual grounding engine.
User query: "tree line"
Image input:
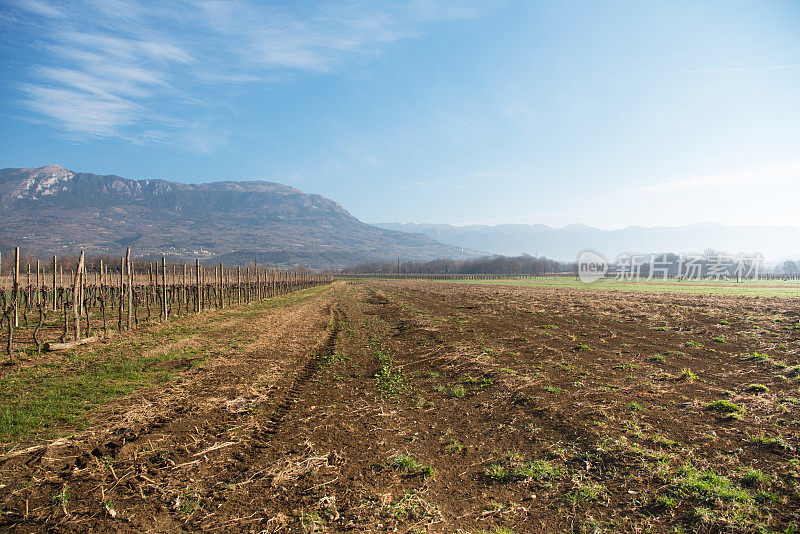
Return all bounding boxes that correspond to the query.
[343,255,572,275]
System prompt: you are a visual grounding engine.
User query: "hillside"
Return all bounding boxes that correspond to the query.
[376,222,800,262]
[0,165,474,267]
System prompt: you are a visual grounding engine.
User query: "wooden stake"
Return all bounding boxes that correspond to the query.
[52,256,57,311]
[119,256,125,329]
[219,263,224,309]
[13,247,19,328]
[72,251,84,340]
[195,259,200,313]
[161,257,167,321]
[126,247,133,330]
[182,264,187,311]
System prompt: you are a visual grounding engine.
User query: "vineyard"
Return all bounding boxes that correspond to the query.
[0,247,331,357]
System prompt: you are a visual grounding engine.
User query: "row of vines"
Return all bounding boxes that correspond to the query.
[0,247,332,358]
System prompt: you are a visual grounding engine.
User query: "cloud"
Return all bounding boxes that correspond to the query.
[6,0,490,144]
[19,84,139,137]
[16,0,65,18]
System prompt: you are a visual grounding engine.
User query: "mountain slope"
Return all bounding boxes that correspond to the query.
[0,165,474,267]
[375,222,800,261]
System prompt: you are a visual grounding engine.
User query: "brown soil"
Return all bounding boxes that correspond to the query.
[1,280,798,533]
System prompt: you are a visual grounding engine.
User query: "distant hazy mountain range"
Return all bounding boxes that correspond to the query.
[375,222,800,262]
[0,165,476,268]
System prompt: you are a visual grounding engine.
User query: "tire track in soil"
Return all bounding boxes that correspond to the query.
[258,305,343,438]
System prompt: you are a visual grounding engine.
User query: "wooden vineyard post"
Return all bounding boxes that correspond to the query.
[237,266,241,305]
[219,263,224,309]
[126,247,133,330]
[119,256,125,331]
[161,257,167,321]
[148,263,153,306]
[78,260,84,318]
[72,251,84,340]
[159,257,166,321]
[13,247,19,328]
[182,264,187,314]
[195,259,201,313]
[202,264,207,311]
[36,260,40,305]
[52,256,57,311]
[27,265,30,313]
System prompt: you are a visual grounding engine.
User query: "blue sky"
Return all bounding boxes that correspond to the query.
[1,0,799,229]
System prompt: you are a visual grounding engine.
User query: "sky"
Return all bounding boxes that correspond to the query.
[1,0,799,230]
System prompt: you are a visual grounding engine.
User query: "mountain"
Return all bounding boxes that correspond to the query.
[375,222,800,262]
[0,165,475,268]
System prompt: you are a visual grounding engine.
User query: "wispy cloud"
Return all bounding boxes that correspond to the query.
[19,84,140,137]
[4,0,489,145]
[16,0,65,18]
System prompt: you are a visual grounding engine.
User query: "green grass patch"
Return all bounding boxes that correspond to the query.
[704,399,744,415]
[679,367,697,382]
[485,452,561,484]
[675,464,752,503]
[373,344,408,397]
[386,453,434,478]
[743,351,770,363]
[448,384,466,398]
[0,341,205,441]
